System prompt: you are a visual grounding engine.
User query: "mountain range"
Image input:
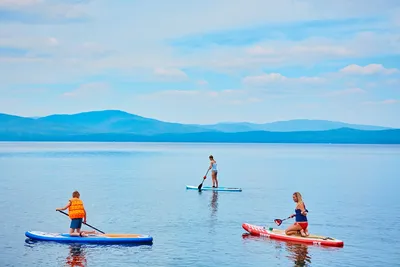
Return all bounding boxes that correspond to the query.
[0,110,399,144]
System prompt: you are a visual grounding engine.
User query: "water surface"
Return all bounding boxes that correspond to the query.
[0,142,399,266]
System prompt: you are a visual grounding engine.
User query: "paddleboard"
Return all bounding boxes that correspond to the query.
[186,185,242,192]
[25,231,153,244]
[242,223,343,247]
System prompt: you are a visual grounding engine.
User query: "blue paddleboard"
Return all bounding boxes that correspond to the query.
[25,231,153,244]
[186,185,242,192]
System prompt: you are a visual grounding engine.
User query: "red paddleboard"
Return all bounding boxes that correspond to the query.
[242,223,344,247]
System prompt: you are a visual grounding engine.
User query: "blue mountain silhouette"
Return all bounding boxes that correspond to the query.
[0,110,398,143]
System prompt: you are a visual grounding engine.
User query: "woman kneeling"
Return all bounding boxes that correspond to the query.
[285,192,309,237]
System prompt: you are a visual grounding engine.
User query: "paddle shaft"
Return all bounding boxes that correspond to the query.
[57,210,105,234]
[198,169,210,190]
[203,169,210,181]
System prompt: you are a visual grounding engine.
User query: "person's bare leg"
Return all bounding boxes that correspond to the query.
[70,228,81,237]
[285,223,302,235]
[212,172,216,187]
[82,230,97,235]
[300,229,307,237]
[304,228,309,237]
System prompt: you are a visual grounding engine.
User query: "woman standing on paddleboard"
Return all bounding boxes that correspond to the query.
[208,155,219,188]
[285,192,309,237]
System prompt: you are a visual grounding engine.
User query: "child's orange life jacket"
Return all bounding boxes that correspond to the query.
[68,198,85,219]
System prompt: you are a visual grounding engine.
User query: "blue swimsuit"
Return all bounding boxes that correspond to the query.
[211,162,217,173]
[295,204,308,222]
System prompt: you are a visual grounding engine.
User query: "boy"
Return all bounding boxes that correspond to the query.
[56,190,96,237]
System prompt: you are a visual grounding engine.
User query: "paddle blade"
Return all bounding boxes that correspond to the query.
[198,181,204,190]
[198,177,207,190]
[274,219,283,226]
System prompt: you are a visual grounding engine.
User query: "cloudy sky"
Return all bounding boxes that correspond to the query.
[1,0,399,127]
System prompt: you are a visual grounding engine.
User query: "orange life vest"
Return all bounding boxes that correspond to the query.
[68,198,85,219]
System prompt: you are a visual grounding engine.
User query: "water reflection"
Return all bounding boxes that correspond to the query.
[241,234,312,267]
[209,191,219,217]
[285,242,311,267]
[24,238,37,246]
[65,244,87,267]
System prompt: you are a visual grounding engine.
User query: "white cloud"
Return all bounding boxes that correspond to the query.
[233,32,400,70]
[47,37,59,46]
[248,44,352,57]
[243,73,324,86]
[0,0,42,8]
[243,73,287,84]
[246,46,276,56]
[325,88,366,97]
[197,80,209,86]
[340,64,399,75]
[0,0,89,24]
[229,97,263,105]
[144,89,247,98]
[153,68,188,81]
[363,99,399,105]
[63,82,110,98]
[383,99,399,104]
[297,77,325,83]
[0,0,399,86]
[98,0,400,40]
[388,7,400,27]
[0,57,46,64]
[291,45,352,57]
[386,79,400,85]
[149,90,199,97]
[0,36,59,50]
[156,31,400,73]
[138,88,260,105]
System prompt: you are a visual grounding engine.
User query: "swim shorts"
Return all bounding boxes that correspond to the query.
[70,218,83,229]
[295,222,308,230]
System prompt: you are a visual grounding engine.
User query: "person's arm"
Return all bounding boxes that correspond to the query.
[56,201,71,211]
[299,203,308,216]
[208,162,212,170]
[83,208,87,223]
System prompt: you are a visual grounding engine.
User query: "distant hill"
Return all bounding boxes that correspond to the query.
[0,110,210,136]
[198,119,391,132]
[0,110,398,144]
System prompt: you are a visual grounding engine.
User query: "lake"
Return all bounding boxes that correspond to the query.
[0,142,399,267]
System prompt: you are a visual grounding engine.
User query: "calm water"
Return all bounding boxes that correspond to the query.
[0,142,399,267]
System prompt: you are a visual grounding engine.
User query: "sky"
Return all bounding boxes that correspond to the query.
[0,0,400,127]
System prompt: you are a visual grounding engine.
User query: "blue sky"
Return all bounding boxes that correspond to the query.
[1,0,400,127]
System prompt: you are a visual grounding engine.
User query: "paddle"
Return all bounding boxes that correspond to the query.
[57,210,105,234]
[198,169,210,191]
[274,216,293,226]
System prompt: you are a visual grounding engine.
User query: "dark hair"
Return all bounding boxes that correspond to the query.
[209,155,213,159]
[72,191,80,198]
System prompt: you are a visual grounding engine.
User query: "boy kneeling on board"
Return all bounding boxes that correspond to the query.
[56,190,97,237]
